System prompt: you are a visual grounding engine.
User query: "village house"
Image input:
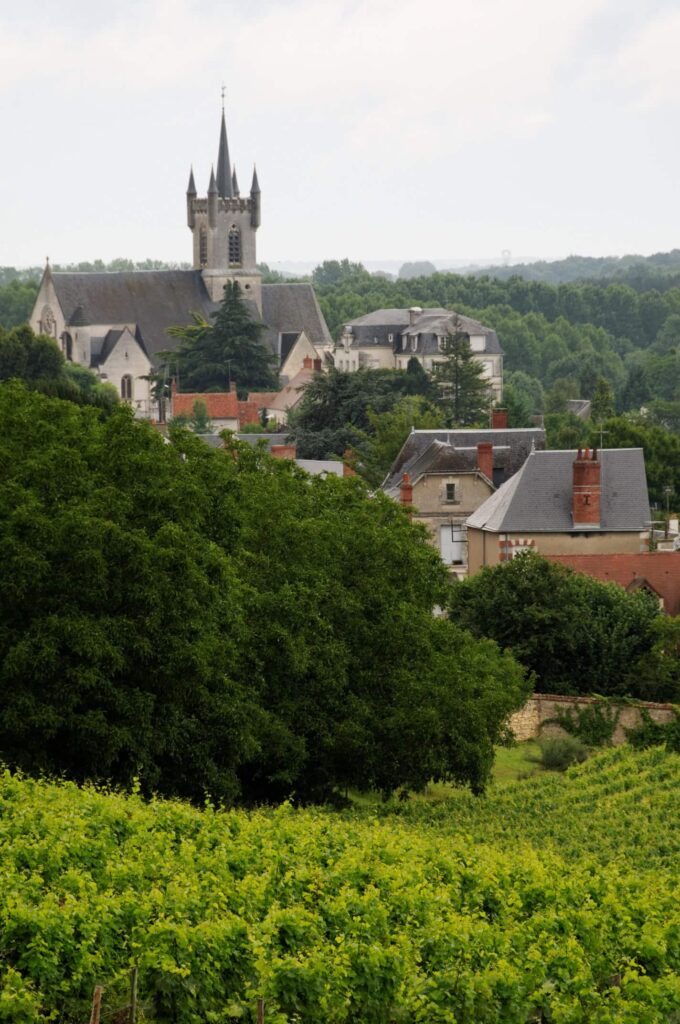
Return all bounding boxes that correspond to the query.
[337,307,503,402]
[465,446,651,574]
[383,411,545,577]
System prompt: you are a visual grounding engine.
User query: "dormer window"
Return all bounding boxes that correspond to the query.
[438,336,446,352]
[402,336,408,351]
[388,333,394,343]
[411,335,418,352]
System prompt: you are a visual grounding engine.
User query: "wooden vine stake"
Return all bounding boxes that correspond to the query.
[89,985,104,1024]
[257,996,265,1024]
[129,966,139,1024]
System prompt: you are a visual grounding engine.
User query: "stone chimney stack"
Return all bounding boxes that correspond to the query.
[400,472,413,506]
[572,447,601,528]
[270,443,297,460]
[491,408,508,430]
[408,306,422,327]
[477,442,494,481]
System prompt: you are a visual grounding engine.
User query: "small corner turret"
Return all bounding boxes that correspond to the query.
[186,98,262,308]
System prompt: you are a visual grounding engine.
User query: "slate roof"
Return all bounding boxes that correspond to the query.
[383,440,514,497]
[261,284,333,357]
[383,428,544,494]
[466,449,650,533]
[344,307,503,356]
[50,272,332,369]
[51,270,216,362]
[547,552,680,615]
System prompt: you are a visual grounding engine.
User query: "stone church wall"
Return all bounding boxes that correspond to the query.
[508,692,676,745]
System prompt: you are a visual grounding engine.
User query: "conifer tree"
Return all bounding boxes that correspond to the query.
[166,282,277,396]
[432,319,493,426]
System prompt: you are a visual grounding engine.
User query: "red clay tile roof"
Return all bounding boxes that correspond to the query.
[547,552,680,616]
[172,391,260,426]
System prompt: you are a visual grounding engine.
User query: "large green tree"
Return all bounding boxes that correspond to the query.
[352,395,445,487]
[0,382,529,803]
[289,367,430,459]
[0,324,118,410]
[166,281,277,396]
[448,552,660,699]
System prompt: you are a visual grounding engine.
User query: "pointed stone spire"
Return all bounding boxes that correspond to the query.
[232,166,239,197]
[186,166,196,195]
[216,108,233,199]
[208,165,218,194]
[250,165,261,229]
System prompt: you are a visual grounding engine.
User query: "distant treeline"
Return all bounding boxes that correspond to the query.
[462,249,680,289]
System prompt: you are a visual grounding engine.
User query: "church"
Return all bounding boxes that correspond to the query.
[29,107,333,418]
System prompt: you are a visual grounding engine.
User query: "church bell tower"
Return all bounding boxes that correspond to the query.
[187,101,262,310]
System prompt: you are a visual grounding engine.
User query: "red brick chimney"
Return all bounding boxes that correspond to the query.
[572,447,601,527]
[303,356,313,369]
[491,408,508,429]
[400,472,413,505]
[342,449,357,477]
[477,442,494,481]
[313,357,323,372]
[270,443,297,460]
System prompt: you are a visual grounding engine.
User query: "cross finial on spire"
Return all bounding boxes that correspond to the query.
[221,84,226,110]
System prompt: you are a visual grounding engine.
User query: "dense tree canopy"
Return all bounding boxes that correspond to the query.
[288,366,434,459]
[0,383,529,803]
[0,324,118,410]
[448,553,661,699]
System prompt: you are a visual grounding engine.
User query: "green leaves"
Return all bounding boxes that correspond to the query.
[0,748,679,1022]
[0,382,527,804]
[448,553,661,699]
[165,283,277,396]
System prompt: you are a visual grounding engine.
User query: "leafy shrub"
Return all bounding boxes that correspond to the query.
[551,701,619,747]
[538,734,589,770]
[627,709,680,753]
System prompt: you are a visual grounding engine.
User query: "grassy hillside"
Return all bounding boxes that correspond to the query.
[1,747,678,1023]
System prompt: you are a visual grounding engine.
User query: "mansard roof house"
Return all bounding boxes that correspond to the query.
[337,307,503,402]
[383,411,545,576]
[30,106,333,418]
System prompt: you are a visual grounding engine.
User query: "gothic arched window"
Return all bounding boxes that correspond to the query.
[121,374,133,401]
[228,226,241,266]
[199,225,208,267]
[61,332,73,361]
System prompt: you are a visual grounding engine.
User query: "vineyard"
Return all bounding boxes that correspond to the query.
[1,747,679,1023]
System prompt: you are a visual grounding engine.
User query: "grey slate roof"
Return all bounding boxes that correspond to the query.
[384,440,514,497]
[383,427,545,494]
[261,283,333,356]
[52,270,216,362]
[50,272,332,369]
[344,308,503,356]
[466,449,650,533]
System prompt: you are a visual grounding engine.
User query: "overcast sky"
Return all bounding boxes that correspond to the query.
[2,0,680,269]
